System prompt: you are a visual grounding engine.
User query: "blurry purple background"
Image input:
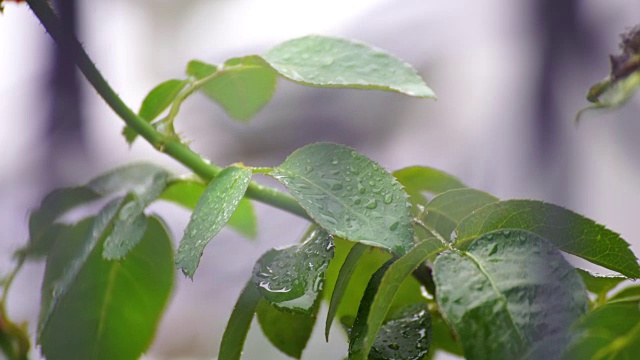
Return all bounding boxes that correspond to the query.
[1,0,639,359]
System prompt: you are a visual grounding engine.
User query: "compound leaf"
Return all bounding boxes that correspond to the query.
[252,228,334,314]
[256,299,316,359]
[434,230,588,360]
[455,200,640,278]
[39,216,174,360]
[263,35,436,98]
[176,166,252,278]
[271,142,415,256]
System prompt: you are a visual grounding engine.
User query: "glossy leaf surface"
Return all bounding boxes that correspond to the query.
[256,299,316,359]
[455,200,640,278]
[124,79,188,143]
[271,143,415,255]
[189,56,277,121]
[424,188,498,241]
[160,178,257,238]
[176,166,252,277]
[435,230,588,360]
[218,281,260,360]
[252,228,334,314]
[263,35,436,98]
[349,239,443,360]
[393,166,466,209]
[39,216,174,360]
[369,304,432,360]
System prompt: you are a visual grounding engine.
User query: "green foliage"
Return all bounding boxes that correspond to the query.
[8,11,640,360]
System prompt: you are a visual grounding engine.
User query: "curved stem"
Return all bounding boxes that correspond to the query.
[26,0,309,220]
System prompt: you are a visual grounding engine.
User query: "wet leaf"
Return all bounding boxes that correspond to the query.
[423,188,498,241]
[175,166,252,278]
[263,35,436,98]
[124,79,188,144]
[256,299,316,359]
[252,228,334,314]
[426,311,464,359]
[160,178,257,238]
[39,216,174,360]
[455,200,640,278]
[218,281,260,360]
[271,142,415,256]
[188,56,277,121]
[434,230,588,360]
[562,300,640,359]
[368,304,432,360]
[392,166,466,210]
[349,239,444,360]
[576,269,626,299]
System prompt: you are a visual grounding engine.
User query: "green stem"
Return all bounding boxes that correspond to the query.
[26,0,309,220]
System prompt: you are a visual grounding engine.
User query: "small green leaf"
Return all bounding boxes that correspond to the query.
[252,228,334,314]
[423,188,498,240]
[189,56,278,121]
[256,299,316,359]
[392,166,466,209]
[455,200,640,278]
[39,216,174,360]
[325,242,367,340]
[159,178,258,238]
[562,301,640,359]
[349,239,444,360]
[186,59,217,78]
[576,269,626,298]
[86,162,170,196]
[427,311,463,359]
[368,304,432,360]
[218,281,260,360]
[271,142,415,256]
[124,79,189,144]
[434,229,588,360]
[175,166,252,278]
[608,285,640,303]
[263,35,436,98]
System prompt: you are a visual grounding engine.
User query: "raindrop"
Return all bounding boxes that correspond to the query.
[305,166,313,174]
[389,221,399,231]
[354,199,362,205]
[357,183,366,194]
[388,343,400,350]
[365,200,378,209]
[383,193,393,204]
[331,183,344,191]
[350,151,358,158]
[331,159,339,165]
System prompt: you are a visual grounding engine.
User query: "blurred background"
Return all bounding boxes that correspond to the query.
[1,0,639,359]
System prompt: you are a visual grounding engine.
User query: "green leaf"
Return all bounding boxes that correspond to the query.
[562,300,640,359]
[186,59,217,78]
[124,79,189,144]
[609,285,640,303]
[423,188,498,241]
[434,229,588,360]
[427,311,463,359]
[175,166,252,278]
[103,170,169,260]
[218,280,261,360]
[255,299,316,359]
[576,269,626,298]
[271,142,415,256]
[368,304,432,360]
[263,35,436,98]
[159,178,258,238]
[189,56,278,121]
[325,243,367,340]
[349,239,444,360]
[252,227,334,314]
[39,216,174,360]
[455,200,640,278]
[392,166,466,210]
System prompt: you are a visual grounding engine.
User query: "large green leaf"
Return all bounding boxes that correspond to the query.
[392,166,466,210]
[434,229,588,360]
[368,304,432,360]
[124,79,189,144]
[562,300,640,359]
[426,311,464,359]
[252,228,334,314]
[271,143,415,256]
[188,56,277,121]
[39,216,174,360]
[159,178,257,239]
[349,239,444,360]
[255,299,316,359]
[218,281,260,360]
[175,166,252,278]
[609,285,640,303]
[263,35,436,98]
[455,200,640,278]
[577,269,626,300]
[423,188,498,241]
